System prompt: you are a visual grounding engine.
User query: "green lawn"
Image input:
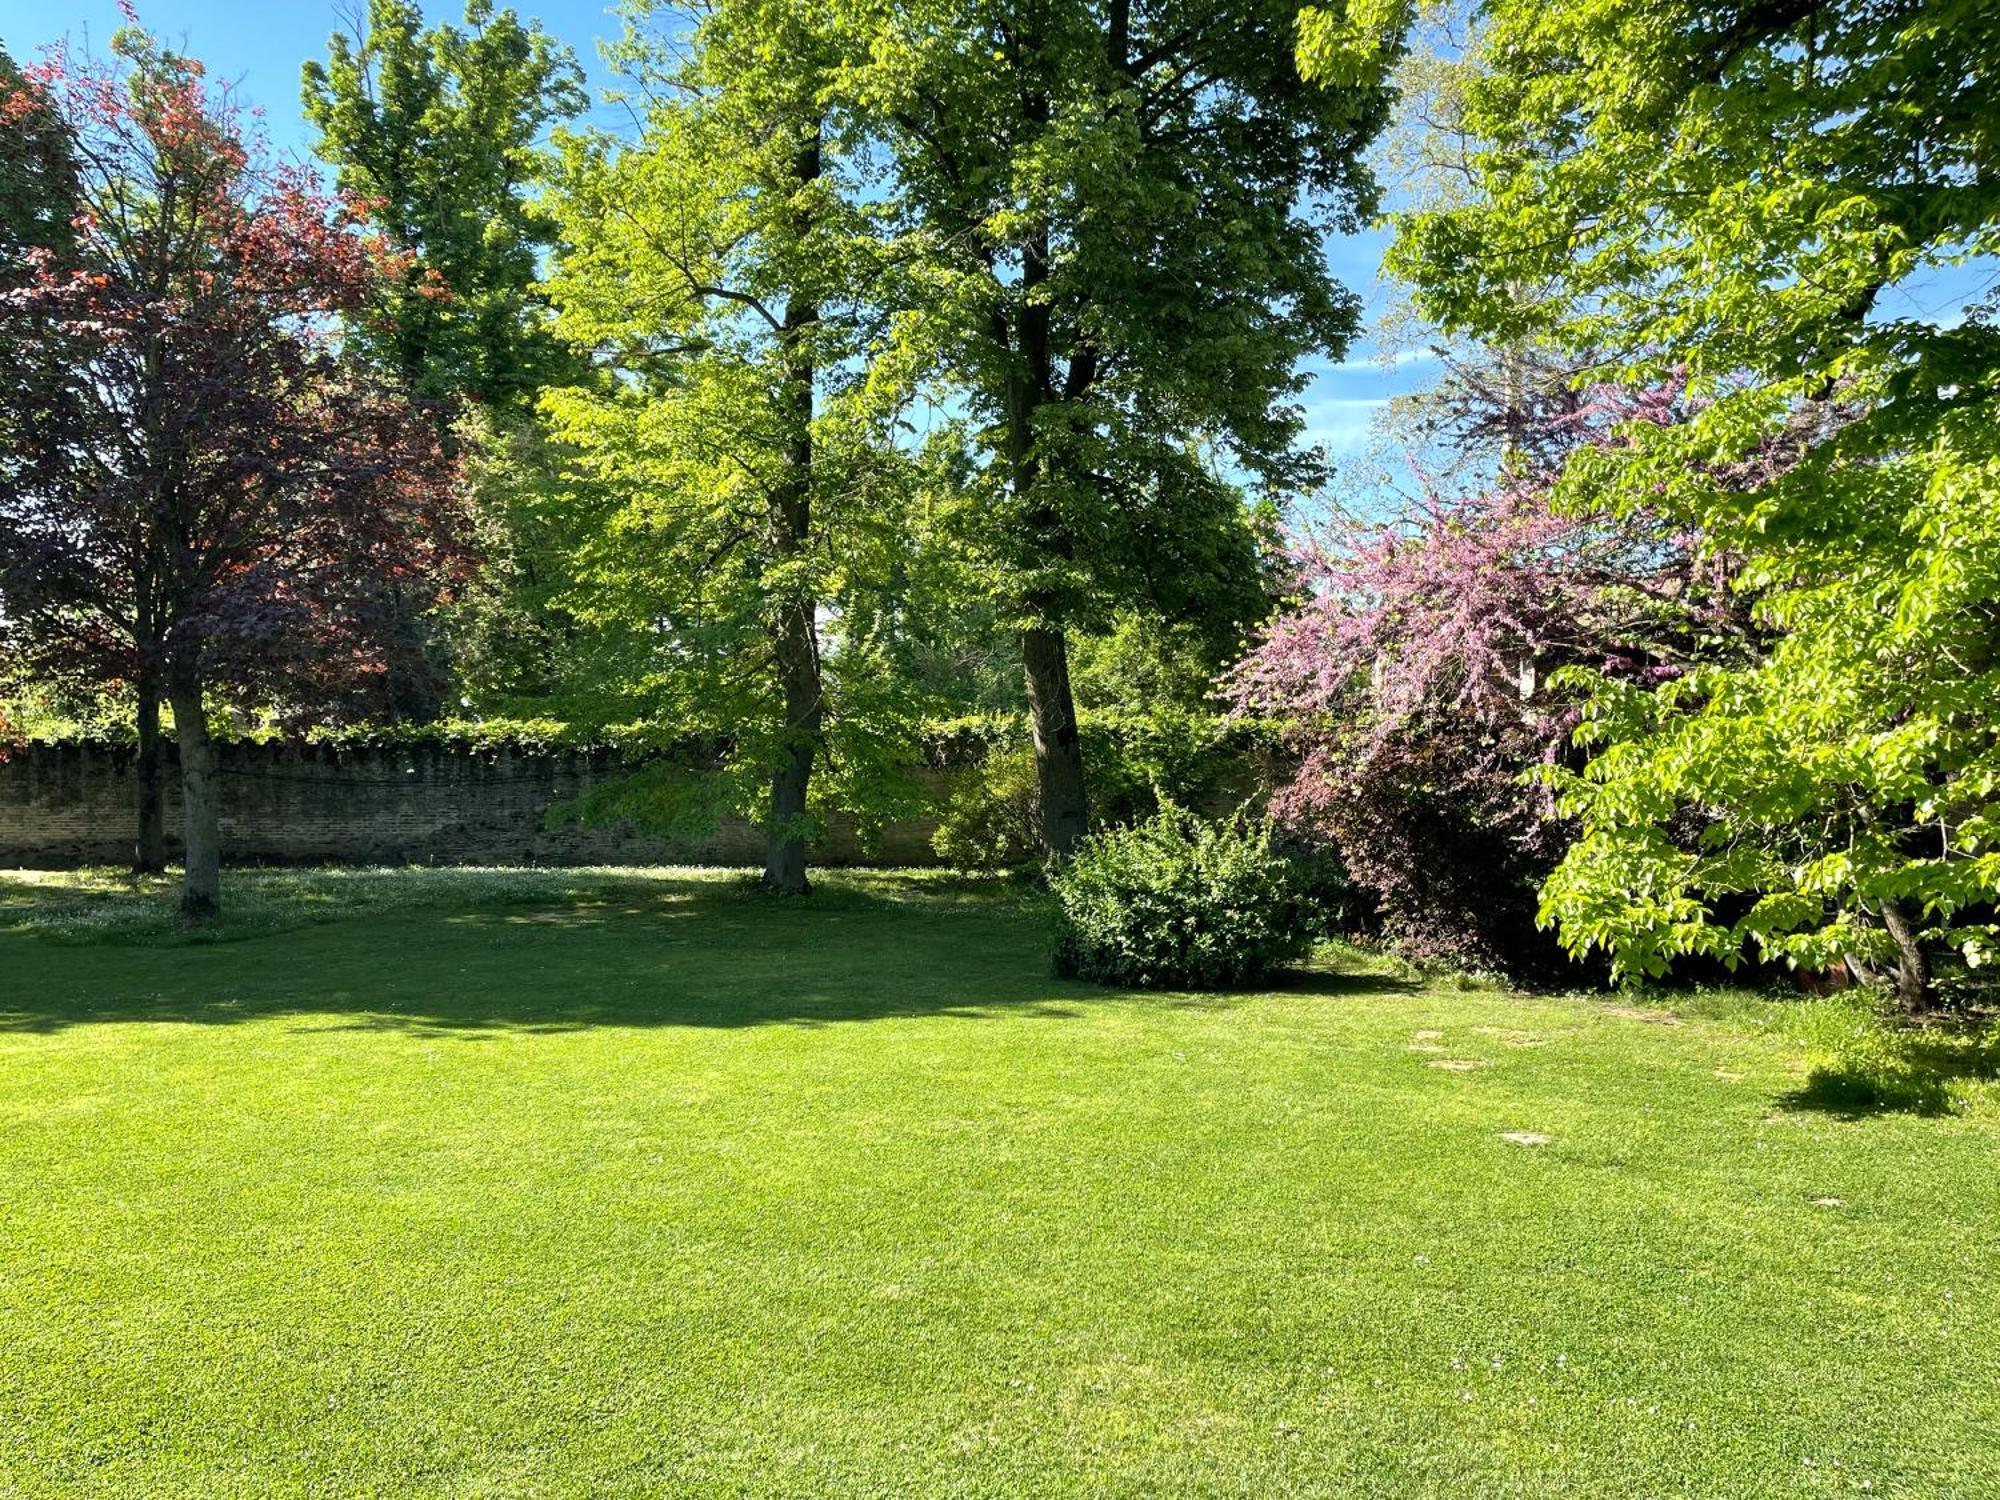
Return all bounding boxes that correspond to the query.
[0,868,1994,1498]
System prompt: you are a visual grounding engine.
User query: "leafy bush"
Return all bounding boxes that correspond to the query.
[1049,808,1311,988]
[930,743,1045,871]
[1317,722,1587,981]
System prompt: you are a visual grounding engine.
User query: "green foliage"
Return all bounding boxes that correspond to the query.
[302,0,587,408]
[1391,0,2000,1002]
[930,710,1264,872]
[1049,808,1310,988]
[840,0,1398,634]
[2,715,647,757]
[931,743,1044,872]
[1295,0,1412,89]
[525,1,930,864]
[0,44,76,266]
[0,46,77,493]
[432,409,590,709]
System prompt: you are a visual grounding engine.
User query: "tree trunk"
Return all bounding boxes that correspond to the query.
[133,664,166,875]
[759,122,824,897]
[1880,897,1934,1014]
[167,657,221,920]
[762,654,817,895]
[1023,623,1088,857]
[762,543,820,895]
[1000,177,1090,861]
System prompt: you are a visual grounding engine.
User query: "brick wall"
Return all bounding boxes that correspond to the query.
[0,741,947,869]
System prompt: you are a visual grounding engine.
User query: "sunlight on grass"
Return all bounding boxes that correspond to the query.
[0,868,1993,1497]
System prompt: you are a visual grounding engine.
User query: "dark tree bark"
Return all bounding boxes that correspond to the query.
[167,653,220,919]
[133,661,166,875]
[1022,623,1087,856]
[1880,896,1934,1014]
[759,125,825,897]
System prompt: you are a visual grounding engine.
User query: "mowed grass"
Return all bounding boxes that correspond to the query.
[0,869,1994,1498]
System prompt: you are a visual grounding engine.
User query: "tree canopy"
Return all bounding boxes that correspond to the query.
[1390,0,2000,1005]
[529,0,924,892]
[302,0,586,410]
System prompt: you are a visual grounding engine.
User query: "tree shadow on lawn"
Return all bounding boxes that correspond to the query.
[0,875,1420,1037]
[1778,1025,2000,1119]
[1274,969,1423,1000]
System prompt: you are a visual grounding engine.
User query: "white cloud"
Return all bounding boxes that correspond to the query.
[1328,348,1441,373]
[1302,397,1389,453]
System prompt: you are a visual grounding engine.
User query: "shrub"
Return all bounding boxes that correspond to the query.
[1049,808,1311,988]
[1319,723,1585,981]
[931,744,1044,871]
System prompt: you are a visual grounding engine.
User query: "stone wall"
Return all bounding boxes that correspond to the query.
[0,740,947,869]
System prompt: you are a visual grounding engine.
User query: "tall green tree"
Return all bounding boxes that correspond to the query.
[0,46,75,269]
[837,0,1405,854]
[1393,0,2000,1008]
[0,44,76,778]
[536,0,919,893]
[302,0,586,410]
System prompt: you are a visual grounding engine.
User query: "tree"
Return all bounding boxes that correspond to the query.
[1229,383,1744,973]
[534,0,920,893]
[836,0,1406,854]
[1392,0,2000,1008]
[0,27,463,917]
[0,44,80,787]
[0,43,77,285]
[302,0,586,411]
[303,1,587,723]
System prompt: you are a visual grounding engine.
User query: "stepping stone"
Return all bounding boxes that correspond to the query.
[1501,1131,1553,1147]
[1427,1058,1489,1072]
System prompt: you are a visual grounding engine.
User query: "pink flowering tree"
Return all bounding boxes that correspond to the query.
[0,15,468,914]
[1230,380,1744,973]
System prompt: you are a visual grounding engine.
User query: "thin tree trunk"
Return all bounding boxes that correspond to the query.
[760,122,824,897]
[762,642,817,894]
[133,662,166,875]
[1880,897,1933,1014]
[167,656,220,920]
[1023,623,1087,857]
[763,548,821,893]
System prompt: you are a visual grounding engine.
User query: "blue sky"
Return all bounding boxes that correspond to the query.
[0,1,1430,472]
